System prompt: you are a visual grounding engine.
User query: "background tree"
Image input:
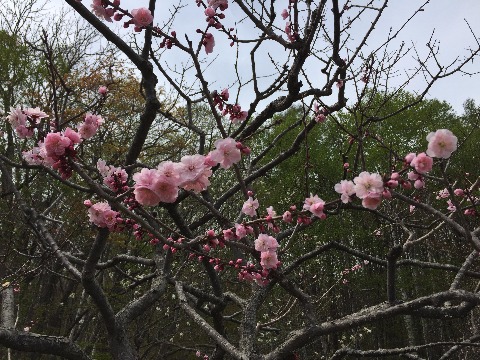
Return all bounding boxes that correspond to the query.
[0,1,480,360]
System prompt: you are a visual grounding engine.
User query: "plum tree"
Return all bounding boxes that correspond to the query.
[1,1,480,359]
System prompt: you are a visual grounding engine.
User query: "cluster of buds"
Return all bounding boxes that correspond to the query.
[313,102,328,123]
[204,6,225,28]
[341,260,369,284]
[159,31,177,49]
[7,106,49,139]
[89,0,120,23]
[285,21,299,42]
[211,88,248,123]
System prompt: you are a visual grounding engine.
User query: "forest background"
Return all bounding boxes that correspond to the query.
[1,0,480,359]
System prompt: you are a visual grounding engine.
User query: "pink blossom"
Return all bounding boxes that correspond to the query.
[151,180,179,203]
[410,153,433,174]
[131,8,153,28]
[229,105,248,123]
[285,21,293,40]
[223,228,235,240]
[220,88,229,101]
[204,154,217,167]
[454,188,465,197]
[390,172,400,180]
[282,211,293,223]
[103,166,128,192]
[407,171,419,181]
[134,186,163,206]
[414,179,425,189]
[334,180,355,203]
[208,0,228,11]
[209,137,242,169]
[204,33,215,54]
[426,129,458,159]
[303,194,322,211]
[88,202,119,229]
[255,234,278,252]
[362,194,382,210]
[78,123,97,139]
[447,199,456,212]
[402,182,412,190]
[437,188,449,199]
[266,206,276,217]
[235,223,247,239]
[310,202,326,218]
[177,155,212,192]
[133,168,162,206]
[386,180,398,188]
[64,127,82,144]
[404,153,416,164]
[91,0,113,22]
[84,112,104,126]
[97,159,110,177]
[16,125,33,139]
[157,161,181,185]
[178,155,206,183]
[353,172,383,199]
[205,7,216,17]
[465,208,476,216]
[25,107,48,120]
[260,251,278,270]
[23,147,45,165]
[7,106,27,128]
[315,113,326,123]
[98,86,108,95]
[242,197,259,217]
[78,113,103,139]
[180,166,212,193]
[44,132,72,157]
[281,9,289,20]
[303,194,326,218]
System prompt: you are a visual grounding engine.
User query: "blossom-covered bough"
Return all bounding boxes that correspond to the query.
[1,1,480,359]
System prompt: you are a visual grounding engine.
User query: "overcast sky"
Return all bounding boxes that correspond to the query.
[44,0,480,114]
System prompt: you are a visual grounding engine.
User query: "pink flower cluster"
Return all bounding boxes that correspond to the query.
[208,0,228,11]
[89,1,154,32]
[203,33,215,54]
[242,197,259,216]
[90,0,119,22]
[23,128,82,179]
[17,110,104,179]
[131,7,154,28]
[303,194,326,219]
[436,187,477,215]
[255,234,279,270]
[334,172,386,210]
[208,137,241,169]
[133,138,242,206]
[77,113,104,139]
[97,159,128,193]
[313,102,327,123]
[212,88,248,123]
[86,201,121,230]
[204,5,226,29]
[333,129,458,210]
[285,21,298,42]
[7,106,48,139]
